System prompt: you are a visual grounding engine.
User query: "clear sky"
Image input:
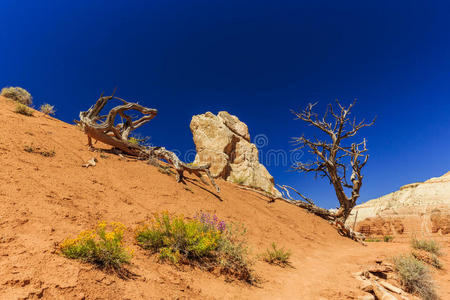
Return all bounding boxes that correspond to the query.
[1,1,450,209]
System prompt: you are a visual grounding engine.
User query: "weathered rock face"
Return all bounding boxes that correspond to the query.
[431,211,450,234]
[349,171,450,236]
[356,217,405,236]
[190,111,281,196]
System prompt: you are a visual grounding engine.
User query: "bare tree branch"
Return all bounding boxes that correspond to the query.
[290,99,375,223]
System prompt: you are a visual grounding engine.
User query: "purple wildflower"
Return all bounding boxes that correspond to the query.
[195,211,227,232]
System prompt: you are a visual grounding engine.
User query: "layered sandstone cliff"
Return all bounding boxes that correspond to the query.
[190,111,281,196]
[349,171,450,236]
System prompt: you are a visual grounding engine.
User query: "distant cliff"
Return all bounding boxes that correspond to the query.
[348,172,450,237]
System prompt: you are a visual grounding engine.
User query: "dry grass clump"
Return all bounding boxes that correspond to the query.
[23,144,55,157]
[262,242,291,267]
[1,86,32,106]
[128,137,140,145]
[135,212,256,283]
[15,103,33,116]
[365,237,381,242]
[411,237,441,256]
[60,222,132,274]
[157,165,173,175]
[128,134,151,147]
[24,144,36,153]
[39,103,55,115]
[230,175,247,185]
[393,254,437,300]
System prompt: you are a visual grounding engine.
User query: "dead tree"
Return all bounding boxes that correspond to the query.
[77,91,220,192]
[289,100,375,224]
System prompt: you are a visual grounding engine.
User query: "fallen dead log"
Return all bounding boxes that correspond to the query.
[371,280,397,300]
[77,91,219,192]
[235,184,366,244]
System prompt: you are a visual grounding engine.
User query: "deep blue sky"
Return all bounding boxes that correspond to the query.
[2,1,450,209]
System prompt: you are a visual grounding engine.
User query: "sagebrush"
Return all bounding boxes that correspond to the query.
[411,237,441,256]
[60,221,132,273]
[40,103,55,115]
[262,242,291,267]
[394,255,437,300]
[1,86,32,106]
[14,103,33,116]
[135,212,256,283]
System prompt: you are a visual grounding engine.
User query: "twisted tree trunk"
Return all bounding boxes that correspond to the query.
[77,92,220,193]
[290,100,375,224]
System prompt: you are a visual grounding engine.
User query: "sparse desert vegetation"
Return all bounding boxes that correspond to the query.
[411,237,442,256]
[1,86,33,106]
[393,254,437,300]
[23,143,55,157]
[60,221,132,273]
[14,103,33,116]
[39,103,56,115]
[128,137,140,145]
[262,242,291,267]
[230,175,247,185]
[365,237,381,242]
[384,235,394,242]
[135,212,255,283]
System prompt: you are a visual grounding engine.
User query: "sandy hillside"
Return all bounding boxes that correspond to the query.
[0,95,449,300]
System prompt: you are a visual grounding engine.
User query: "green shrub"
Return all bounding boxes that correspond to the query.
[128,137,140,145]
[394,255,437,300]
[39,103,55,115]
[128,134,151,147]
[230,175,247,185]
[14,103,33,116]
[136,212,256,283]
[411,237,441,256]
[216,222,255,282]
[365,237,381,242]
[262,242,291,267]
[60,221,132,272]
[384,235,394,242]
[136,212,221,263]
[1,86,32,106]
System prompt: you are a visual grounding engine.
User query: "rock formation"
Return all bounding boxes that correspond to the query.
[190,111,281,196]
[348,171,450,236]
